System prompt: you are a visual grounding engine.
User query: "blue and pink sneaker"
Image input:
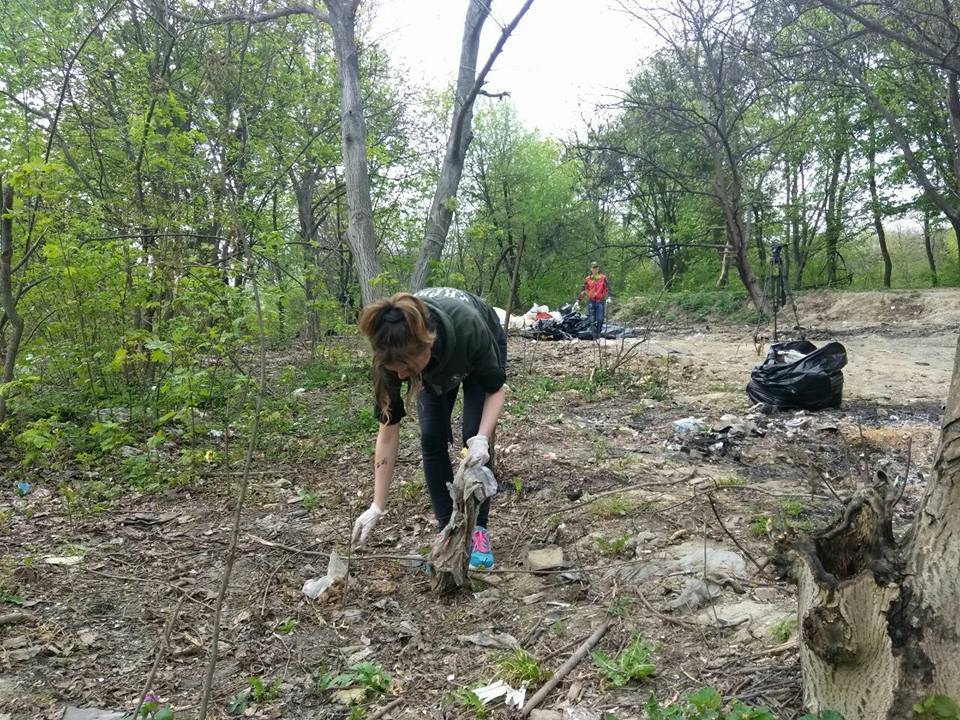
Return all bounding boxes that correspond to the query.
[469,527,494,570]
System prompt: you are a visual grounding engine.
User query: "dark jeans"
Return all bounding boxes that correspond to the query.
[587,299,606,338]
[418,330,507,530]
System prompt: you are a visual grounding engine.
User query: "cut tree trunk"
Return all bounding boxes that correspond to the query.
[793,333,960,717]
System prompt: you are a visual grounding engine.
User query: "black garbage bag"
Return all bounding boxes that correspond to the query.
[746,340,847,410]
[521,311,644,341]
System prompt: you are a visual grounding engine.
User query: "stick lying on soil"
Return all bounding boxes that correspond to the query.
[520,618,613,717]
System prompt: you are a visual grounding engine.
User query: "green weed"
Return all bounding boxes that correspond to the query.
[715,475,747,488]
[595,532,631,557]
[780,498,805,518]
[750,515,771,537]
[646,686,842,720]
[768,615,798,644]
[318,661,392,699]
[449,688,488,718]
[914,695,960,719]
[495,649,551,685]
[592,634,655,687]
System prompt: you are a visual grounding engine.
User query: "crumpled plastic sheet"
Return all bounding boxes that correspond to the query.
[430,459,498,594]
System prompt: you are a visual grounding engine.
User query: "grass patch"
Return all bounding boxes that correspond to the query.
[588,494,640,518]
[595,532,632,557]
[494,649,551,685]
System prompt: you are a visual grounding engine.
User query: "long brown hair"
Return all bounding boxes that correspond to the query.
[359,293,436,422]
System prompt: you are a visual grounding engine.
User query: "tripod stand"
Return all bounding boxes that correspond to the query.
[768,244,803,342]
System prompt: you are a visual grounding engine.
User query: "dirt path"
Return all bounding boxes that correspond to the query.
[1,293,954,720]
[641,325,955,407]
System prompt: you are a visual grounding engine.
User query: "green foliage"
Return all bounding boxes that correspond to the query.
[495,649,551,685]
[229,675,283,712]
[914,696,960,720]
[318,662,392,699]
[768,615,798,644]
[449,688,488,719]
[595,532,632,557]
[592,635,655,687]
[645,687,843,720]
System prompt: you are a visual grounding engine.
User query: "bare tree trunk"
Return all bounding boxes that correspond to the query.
[794,334,960,717]
[867,121,892,288]
[325,0,381,306]
[716,241,731,288]
[0,181,24,424]
[923,208,939,287]
[502,231,525,334]
[409,0,536,292]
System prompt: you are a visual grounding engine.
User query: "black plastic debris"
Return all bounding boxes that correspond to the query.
[521,310,643,341]
[746,340,847,411]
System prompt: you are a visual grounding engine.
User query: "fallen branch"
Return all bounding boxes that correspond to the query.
[0,611,37,626]
[367,697,403,720]
[705,492,769,576]
[520,618,612,717]
[132,597,185,720]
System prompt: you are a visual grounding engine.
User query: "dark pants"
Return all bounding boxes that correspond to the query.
[587,299,606,338]
[418,330,507,530]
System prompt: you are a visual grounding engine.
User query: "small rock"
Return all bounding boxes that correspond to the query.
[754,587,779,603]
[457,631,520,649]
[530,711,562,720]
[526,546,565,572]
[667,578,722,612]
[119,445,140,458]
[333,688,366,706]
[563,708,602,720]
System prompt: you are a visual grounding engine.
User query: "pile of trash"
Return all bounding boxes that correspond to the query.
[519,304,644,341]
[746,340,847,411]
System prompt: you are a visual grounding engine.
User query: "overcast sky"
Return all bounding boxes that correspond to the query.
[367,1,659,139]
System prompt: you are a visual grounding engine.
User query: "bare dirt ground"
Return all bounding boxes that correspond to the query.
[0,289,956,720]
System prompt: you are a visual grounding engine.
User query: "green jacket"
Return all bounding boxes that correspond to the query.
[378,288,506,424]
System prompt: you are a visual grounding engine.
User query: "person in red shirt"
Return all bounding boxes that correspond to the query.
[578,261,611,339]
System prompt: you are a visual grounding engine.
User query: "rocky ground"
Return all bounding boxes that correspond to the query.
[0,289,956,720]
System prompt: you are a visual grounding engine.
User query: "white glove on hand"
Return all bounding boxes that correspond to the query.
[351,503,384,548]
[465,435,490,467]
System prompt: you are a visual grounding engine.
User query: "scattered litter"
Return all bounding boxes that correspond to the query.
[672,417,706,435]
[526,546,565,572]
[43,556,83,566]
[431,461,498,594]
[61,708,126,720]
[667,578,723,612]
[473,680,526,708]
[713,414,761,437]
[456,631,520,649]
[14,482,30,496]
[521,305,643,341]
[302,549,348,600]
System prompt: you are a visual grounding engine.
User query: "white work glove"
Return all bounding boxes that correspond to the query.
[351,503,384,548]
[606,297,611,304]
[465,435,490,467]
